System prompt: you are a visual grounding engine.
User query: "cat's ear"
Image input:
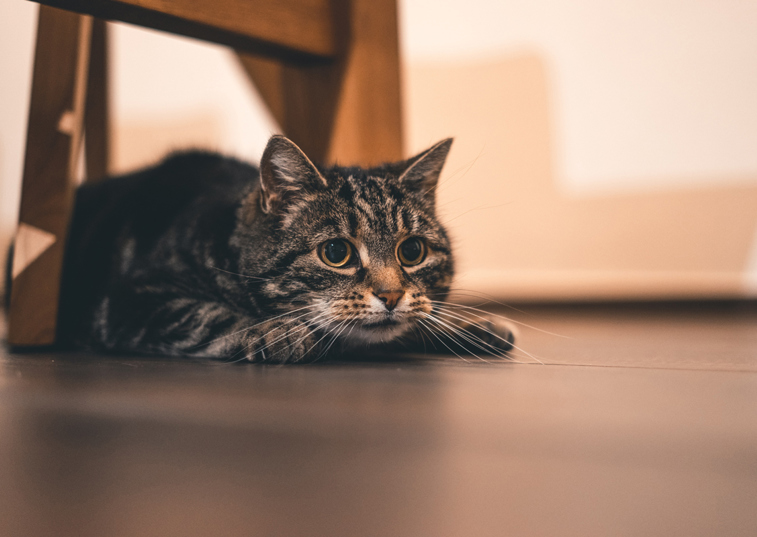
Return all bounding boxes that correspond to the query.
[397,138,453,196]
[258,135,328,213]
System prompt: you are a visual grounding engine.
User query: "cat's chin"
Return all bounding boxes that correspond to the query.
[342,319,411,345]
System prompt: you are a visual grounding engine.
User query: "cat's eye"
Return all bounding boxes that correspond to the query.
[398,237,426,266]
[319,239,353,268]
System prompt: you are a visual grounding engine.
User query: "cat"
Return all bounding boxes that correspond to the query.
[53,135,515,362]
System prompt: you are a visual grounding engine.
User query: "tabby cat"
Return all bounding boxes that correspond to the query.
[55,135,514,362]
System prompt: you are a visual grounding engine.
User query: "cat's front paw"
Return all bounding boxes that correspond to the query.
[463,317,516,355]
[243,317,319,363]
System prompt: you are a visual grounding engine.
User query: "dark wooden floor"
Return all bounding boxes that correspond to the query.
[1,303,756,537]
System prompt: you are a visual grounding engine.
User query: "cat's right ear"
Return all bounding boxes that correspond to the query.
[258,135,328,214]
[397,138,453,198]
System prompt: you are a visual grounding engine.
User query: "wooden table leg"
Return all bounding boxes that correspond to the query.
[8,6,92,346]
[85,18,110,182]
[237,0,403,166]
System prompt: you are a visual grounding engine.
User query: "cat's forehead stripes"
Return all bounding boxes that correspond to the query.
[342,173,417,236]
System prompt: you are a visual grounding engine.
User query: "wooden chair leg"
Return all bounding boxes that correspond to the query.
[85,18,110,182]
[237,0,403,166]
[237,54,343,163]
[8,6,92,346]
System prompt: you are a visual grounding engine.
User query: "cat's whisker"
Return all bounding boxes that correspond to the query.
[423,312,511,363]
[434,197,464,210]
[319,318,357,361]
[500,352,540,364]
[430,307,515,349]
[328,316,359,348]
[252,321,315,364]
[194,305,318,352]
[427,314,536,365]
[430,147,484,196]
[423,317,491,364]
[431,306,545,365]
[429,300,571,339]
[406,324,429,354]
[297,315,346,362]
[308,316,357,363]
[442,202,515,225]
[410,319,436,354]
[303,325,341,363]
[423,318,480,364]
[344,318,360,341]
[422,313,497,364]
[435,307,541,363]
[426,289,528,314]
[225,309,332,364]
[430,315,536,365]
[416,318,471,363]
[414,320,441,355]
[207,265,272,282]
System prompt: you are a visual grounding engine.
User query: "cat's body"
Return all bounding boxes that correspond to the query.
[52,136,514,362]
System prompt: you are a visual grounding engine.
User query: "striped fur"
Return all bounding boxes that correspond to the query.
[56,136,513,362]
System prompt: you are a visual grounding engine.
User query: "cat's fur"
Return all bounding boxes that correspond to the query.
[52,135,514,362]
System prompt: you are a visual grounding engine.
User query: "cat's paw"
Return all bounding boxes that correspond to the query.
[243,317,319,363]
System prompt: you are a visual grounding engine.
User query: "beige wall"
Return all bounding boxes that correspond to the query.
[2,1,757,300]
[406,55,757,300]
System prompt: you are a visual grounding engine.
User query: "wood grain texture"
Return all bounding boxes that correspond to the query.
[36,0,337,62]
[238,0,403,166]
[8,6,92,346]
[84,18,109,182]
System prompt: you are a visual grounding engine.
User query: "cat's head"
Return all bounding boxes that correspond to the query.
[239,135,454,346]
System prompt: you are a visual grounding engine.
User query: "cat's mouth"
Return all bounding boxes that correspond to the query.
[362,318,401,329]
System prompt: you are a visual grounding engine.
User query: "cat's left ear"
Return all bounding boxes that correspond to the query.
[258,135,328,214]
[397,138,453,197]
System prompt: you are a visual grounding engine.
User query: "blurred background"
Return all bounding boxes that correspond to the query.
[2,0,757,302]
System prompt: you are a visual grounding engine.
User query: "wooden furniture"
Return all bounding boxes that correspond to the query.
[8,0,403,346]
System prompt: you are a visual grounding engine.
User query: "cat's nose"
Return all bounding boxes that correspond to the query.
[373,290,405,311]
